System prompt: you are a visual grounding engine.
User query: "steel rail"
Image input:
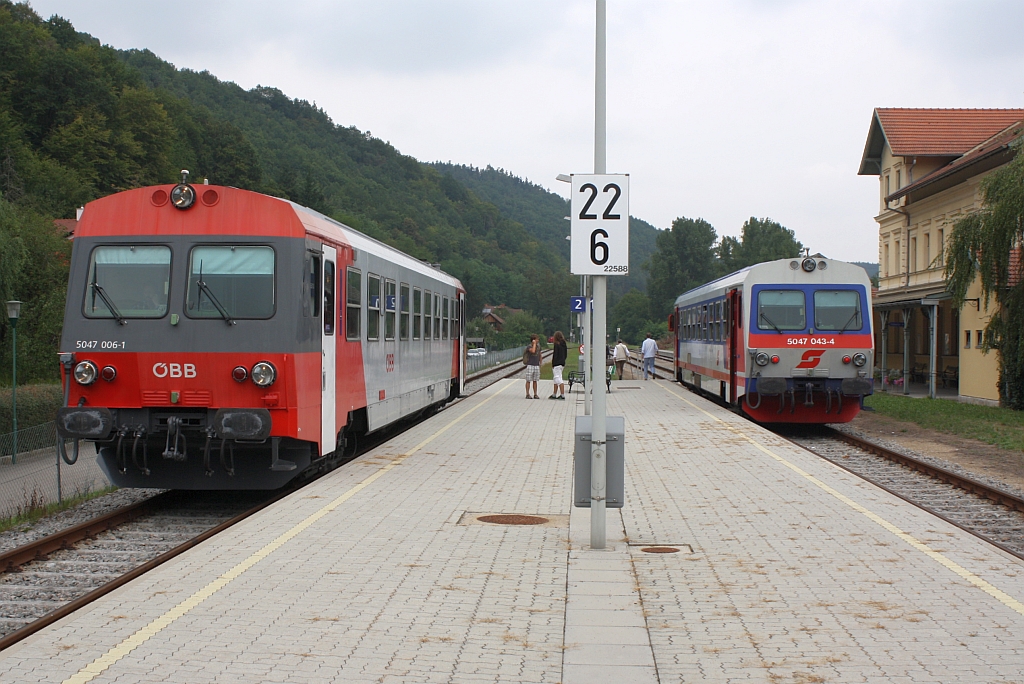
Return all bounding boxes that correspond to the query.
[793,428,1024,562]
[0,488,290,651]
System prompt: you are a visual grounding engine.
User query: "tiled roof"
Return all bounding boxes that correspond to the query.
[877,108,1024,156]
[886,121,1023,203]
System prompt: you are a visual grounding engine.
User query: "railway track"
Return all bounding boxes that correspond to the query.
[654,347,1024,560]
[0,359,527,650]
[784,426,1024,561]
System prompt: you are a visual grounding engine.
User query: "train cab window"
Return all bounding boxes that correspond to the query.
[442,297,449,340]
[84,245,171,319]
[400,283,410,340]
[385,280,396,340]
[186,245,275,320]
[757,290,805,331]
[423,290,432,340]
[323,261,335,335]
[308,255,321,318]
[346,268,361,340]
[413,288,422,339]
[434,293,441,339]
[813,290,861,332]
[367,274,380,340]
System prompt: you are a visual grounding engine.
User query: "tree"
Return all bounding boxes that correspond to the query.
[945,139,1024,407]
[717,217,803,275]
[645,217,718,319]
[610,289,652,344]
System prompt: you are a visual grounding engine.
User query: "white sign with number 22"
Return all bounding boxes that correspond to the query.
[570,174,629,276]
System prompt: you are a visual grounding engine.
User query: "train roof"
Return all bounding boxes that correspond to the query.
[674,258,871,307]
[75,185,462,290]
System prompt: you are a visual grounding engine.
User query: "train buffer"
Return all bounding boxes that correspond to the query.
[8,378,1023,682]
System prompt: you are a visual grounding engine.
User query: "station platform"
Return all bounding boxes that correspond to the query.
[2,379,1023,683]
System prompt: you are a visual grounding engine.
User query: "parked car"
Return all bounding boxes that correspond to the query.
[468,348,487,357]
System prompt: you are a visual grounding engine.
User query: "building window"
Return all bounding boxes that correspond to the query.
[910,237,917,272]
[976,330,983,348]
[965,330,971,349]
[896,170,901,189]
[924,233,931,268]
[884,243,890,277]
[894,240,900,274]
[938,229,944,260]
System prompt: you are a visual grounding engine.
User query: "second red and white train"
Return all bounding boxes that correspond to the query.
[671,257,874,423]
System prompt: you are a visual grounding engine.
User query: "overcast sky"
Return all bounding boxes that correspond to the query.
[26,0,1024,262]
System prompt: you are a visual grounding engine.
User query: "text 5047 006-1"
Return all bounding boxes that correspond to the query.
[76,340,126,349]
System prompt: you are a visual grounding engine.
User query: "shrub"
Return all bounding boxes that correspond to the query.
[0,383,64,432]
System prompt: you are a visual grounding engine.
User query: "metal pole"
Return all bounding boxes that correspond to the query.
[929,304,937,399]
[10,321,16,465]
[590,0,607,550]
[879,310,888,392]
[903,308,912,395]
[583,276,591,415]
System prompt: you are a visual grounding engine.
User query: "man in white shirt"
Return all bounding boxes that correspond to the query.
[640,333,658,380]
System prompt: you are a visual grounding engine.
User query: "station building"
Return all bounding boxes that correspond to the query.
[858,108,1024,405]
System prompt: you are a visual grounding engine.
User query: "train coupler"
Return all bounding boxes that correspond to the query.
[803,383,814,407]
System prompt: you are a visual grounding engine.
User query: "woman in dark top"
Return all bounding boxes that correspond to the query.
[524,334,542,399]
[549,331,568,400]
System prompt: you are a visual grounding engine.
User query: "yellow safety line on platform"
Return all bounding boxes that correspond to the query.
[62,381,515,684]
[657,382,1024,618]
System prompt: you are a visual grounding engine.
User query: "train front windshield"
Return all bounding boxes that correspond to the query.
[85,245,171,319]
[186,246,276,319]
[757,290,805,330]
[813,290,862,332]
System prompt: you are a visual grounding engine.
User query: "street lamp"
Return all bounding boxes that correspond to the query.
[6,301,21,464]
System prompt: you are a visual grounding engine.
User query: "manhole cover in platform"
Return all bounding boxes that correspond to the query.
[617,386,642,390]
[640,546,680,553]
[478,514,548,525]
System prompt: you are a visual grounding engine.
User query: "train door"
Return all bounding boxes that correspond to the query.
[321,246,337,456]
[728,289,740,404]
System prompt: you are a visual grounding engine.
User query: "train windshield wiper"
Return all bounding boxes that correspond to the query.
[837,310,860,334]
[759,312,784,334]
[195,277,235,326]
[91,282,127,326]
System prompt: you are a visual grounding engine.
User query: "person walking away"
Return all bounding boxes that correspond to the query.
[613,339,629,380]
[549,331,568,399]
[641,332,658,380]
[525,335,542,398]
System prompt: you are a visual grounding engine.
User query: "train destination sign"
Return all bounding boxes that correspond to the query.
[570,174,629,276]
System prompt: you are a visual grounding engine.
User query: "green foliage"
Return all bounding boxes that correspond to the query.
[944,139,1024,407]
[492,310,544,348]
[645,217,719,319]
[0,383,64,431]
[610,289,652,345]
[864,392,1024,452]
[717,217,803,274]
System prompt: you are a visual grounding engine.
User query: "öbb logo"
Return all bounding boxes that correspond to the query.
[794,350,826,369]
[152,363,197,378]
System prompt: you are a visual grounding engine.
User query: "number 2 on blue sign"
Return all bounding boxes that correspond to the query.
[570,296,586,313]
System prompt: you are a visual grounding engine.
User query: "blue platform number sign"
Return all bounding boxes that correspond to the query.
[570,296,588,313]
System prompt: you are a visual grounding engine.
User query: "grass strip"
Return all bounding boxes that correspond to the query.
[0,486,119,533]
[864,393,1024,452]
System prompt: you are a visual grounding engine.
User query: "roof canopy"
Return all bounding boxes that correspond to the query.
[858,108,1024,175]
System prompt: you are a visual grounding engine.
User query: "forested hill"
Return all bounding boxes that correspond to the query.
[431,163,659,298]
[2,2,673,381]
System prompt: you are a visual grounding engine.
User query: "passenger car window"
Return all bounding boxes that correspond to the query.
[186,245,275,319]
[85,245,171,319]
[367,275,380,340]
[346,268,361,340]
[400,283,410,340]
[323,261,335,335]
[385,280,396,340]
[413,288,422,339]
[757,290,805,331]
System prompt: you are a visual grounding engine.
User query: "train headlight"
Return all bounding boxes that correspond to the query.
[232,366,248,383]
[852,353,867,367]
[101,365,117,382]
[755,351,770,366]
[801,257,817,272]
[251,361,277,387]
[74,361,98,386]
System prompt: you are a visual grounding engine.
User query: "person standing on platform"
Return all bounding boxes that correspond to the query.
[641,332,658,380]
[549,331,568,400]
[613,339,629,380]
[524,334,542,399]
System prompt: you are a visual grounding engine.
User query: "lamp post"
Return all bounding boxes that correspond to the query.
[6,301,21,464]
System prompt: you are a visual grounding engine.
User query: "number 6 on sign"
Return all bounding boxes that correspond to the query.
[570,174,629,275]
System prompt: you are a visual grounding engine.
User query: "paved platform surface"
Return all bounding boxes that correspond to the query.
[1,379,1023,683]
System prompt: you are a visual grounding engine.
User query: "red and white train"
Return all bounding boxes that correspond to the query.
[670,257,874,423]
[55,178,465,489]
